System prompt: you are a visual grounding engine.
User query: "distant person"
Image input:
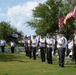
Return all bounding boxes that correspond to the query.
[57,32,67,67]
[46,34,53,64]
[10,41,16,53]
[39,34,46,62]
[73,29,76,64]
[68,39,73,55]
[24,35,28,56]
[67,39,73,62]
[31,35,37,60]
[0,38,6,52]
[27,36,32,58]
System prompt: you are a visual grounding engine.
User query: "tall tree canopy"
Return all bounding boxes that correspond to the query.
[61,0,76,39]
[27,0,76,39]
[27,0,62,35]
[0,21,23,42]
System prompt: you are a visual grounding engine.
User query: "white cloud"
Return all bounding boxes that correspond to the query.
[6,1,39,35]
[6,0,46,35]
[0,13,5,16]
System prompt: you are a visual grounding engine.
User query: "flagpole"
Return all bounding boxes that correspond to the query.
[75,15,76,28]
[59,6,62,32]
[59,6,60,32]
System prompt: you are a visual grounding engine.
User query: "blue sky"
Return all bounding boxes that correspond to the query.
[0,0,46,36]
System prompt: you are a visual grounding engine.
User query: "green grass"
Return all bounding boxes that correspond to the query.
[0,53,76,75]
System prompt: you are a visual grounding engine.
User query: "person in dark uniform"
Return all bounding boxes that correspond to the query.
[46,34,53,64]
[57,32,67,67]
[10,40,15,53]
[73,29,76,64]
[27,36,32,58]
[24,35,28,56]
[0,38,6,52]
[39,34,46,62]
[31,35,37,60]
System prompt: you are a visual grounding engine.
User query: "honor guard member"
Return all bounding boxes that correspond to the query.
[73,29,76,64]
[46,34,53,64]
[31,35,37,60]
[24,35,28,56]
[10,41,16,53]
[68,39,73,55]
[39,34,46,62]
[27,36,32,58]
[0,38,6,52]
[57,32,67,67]
[68,39,73,61]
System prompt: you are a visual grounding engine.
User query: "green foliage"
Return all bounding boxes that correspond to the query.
[0,21,23,43]
[0,21,15,38]
[27,0,76,39]
[27,0,62,35]
[61,0,76,39]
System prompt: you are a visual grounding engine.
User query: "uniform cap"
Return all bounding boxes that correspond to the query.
[25,35,27,38]
[33,35,36,37]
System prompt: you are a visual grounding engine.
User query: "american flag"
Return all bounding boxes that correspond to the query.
[63,11,75,24]
[63,4,76,24]
[58,12,63,29]
[72,4,76,14]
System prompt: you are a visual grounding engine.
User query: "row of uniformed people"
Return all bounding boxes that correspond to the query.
[23,30,76,67]
[55,30,76,67]
[39,34,55,63]
[24,34,55,64]
[67,29,76,65]
[0,38,16,53]
[24,32,70,67]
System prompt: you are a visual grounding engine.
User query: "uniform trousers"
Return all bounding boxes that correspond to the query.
[32,47,36,60]
[29,47,32,58]
[40,47,45,62]
[73,45,76,64]
[25,47,29,57]
[11,47,15,53]
[1,46,5,52]
[24,46,26,53]
[58,47,65,67]
[47,47,52,64]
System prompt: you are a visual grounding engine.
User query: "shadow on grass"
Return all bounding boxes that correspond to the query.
[0,53,29,63]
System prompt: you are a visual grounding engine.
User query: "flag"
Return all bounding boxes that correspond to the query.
[63,11,75,24]
[63,4,76,24]
[72,4,76,15]
[58,12,63,29]
[9,32,21,39]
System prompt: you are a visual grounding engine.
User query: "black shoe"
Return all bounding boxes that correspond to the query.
[61,64,64,67]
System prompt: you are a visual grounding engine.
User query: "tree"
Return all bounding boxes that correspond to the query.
[0,21,23,43]
[61,0,76,40]
[27,0,76,39]
[27,0,62,35]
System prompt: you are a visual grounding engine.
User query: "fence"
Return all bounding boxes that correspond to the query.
[0,47,25,53]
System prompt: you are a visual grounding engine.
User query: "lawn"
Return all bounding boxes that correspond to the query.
[0,52,76,75]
